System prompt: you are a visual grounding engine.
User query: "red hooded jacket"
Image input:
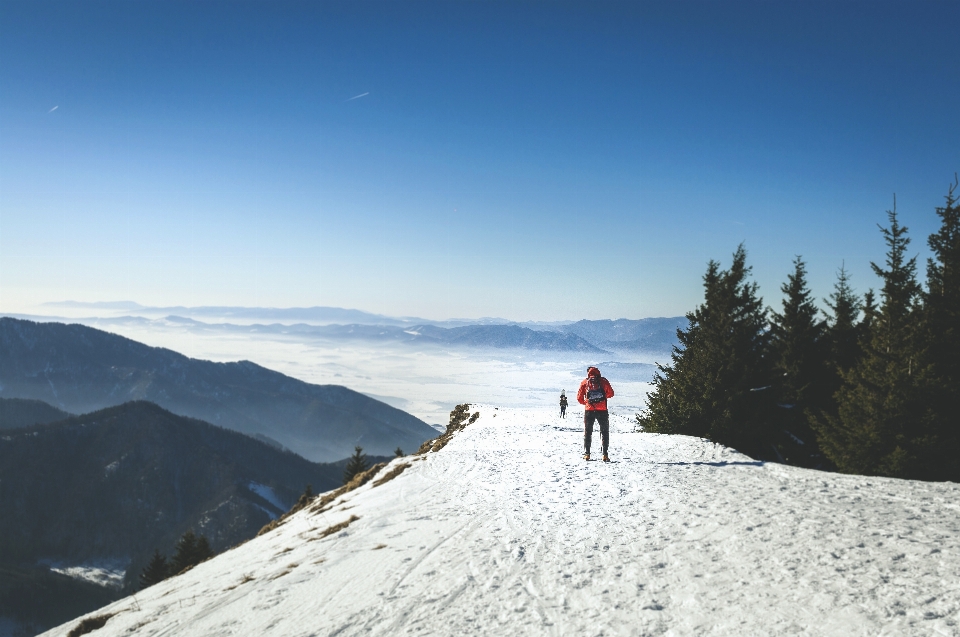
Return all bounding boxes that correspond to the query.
[577,367,614,411]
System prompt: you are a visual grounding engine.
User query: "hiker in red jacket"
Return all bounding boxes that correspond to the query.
[577,366,614,462]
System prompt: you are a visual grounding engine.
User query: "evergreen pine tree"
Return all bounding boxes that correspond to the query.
[859,289,877,337]
[395,447,404,457]
[195,534,213,562]
[638,245,772,456]
[809,264,865,455]
[823,263,863,377]
[343,446,370,484]
[169,530,198,575]
[768,256,826,465]
[922,176,960,479]
[814,206,936,478]
[138,549,169,589]
[169,529,213,575]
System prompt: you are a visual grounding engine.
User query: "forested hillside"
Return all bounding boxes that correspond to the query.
[0,319,436,462]
[639,180,960,481]
[0,401,360,633]
[0,397,71,430]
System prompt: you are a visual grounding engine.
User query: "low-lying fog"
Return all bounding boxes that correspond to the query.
[40,316,662,427]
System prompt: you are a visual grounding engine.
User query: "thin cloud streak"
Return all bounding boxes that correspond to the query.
[346,92,369,101]
[48,105,59,113]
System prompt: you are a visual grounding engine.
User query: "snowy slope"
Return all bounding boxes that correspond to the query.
[43,407,960,637]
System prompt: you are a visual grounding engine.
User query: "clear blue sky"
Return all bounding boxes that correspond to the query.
[1,1,958,321]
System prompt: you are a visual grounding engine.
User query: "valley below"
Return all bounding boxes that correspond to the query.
[4,310,665,427]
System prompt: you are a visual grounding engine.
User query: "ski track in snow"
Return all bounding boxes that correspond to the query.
[42,407,960,636]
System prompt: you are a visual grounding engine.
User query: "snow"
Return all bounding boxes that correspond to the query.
[247,481,286,512]
[41,406,960,636]
[40,559,128,590]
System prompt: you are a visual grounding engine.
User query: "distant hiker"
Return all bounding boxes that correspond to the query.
[577,366,614,462]
[559,391,568,418]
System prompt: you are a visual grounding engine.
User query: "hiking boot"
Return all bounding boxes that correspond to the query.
[583,453,590,461]
[602,454,610,462]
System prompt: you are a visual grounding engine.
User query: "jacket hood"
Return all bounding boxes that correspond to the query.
[587,366,601,377]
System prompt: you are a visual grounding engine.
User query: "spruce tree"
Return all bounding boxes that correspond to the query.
[169,530,198,575]
[922,177,960,478]
[859,289,877,337]
[343,446,369,484]
[768,256,826,465]
[823,263,863,377]
[169,529,213,575]
[815,206,936,478]
[195,535,213,563]
[808,264,866,452]
[139,549,169,589]
[638,245,772,456]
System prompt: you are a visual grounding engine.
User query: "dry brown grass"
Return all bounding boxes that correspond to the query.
[259,463,384,537]
[372,462,410,486]
[271,563,299,579]
[67,614,115,637]
[373,544,387,550]
[223,573,255,591]
[311,514,360,541]
[309,463,386,515]
[257,487,326,537]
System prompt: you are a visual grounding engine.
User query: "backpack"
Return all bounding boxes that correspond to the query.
[586,376,606,404]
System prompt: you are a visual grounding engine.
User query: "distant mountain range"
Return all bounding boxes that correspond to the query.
[11,304,687,355]
[29,302,687,354]
[558,317,688,352]
[0,318,436,462]
[0,400,383,633]
[39,301,520,328]
[288,322,604,351]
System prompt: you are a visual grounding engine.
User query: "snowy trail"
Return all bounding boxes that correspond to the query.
[44,406,960,636]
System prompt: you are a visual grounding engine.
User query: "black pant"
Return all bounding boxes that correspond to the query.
[584,410,609,455]
[560,405,566,418]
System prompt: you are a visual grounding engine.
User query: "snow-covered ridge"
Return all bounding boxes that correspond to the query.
[43,406,960,636]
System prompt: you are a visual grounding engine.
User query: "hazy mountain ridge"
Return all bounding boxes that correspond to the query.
[9,308,685,355]
[407,323,604,351]
[0,398,72,430]
[0,318,436,462]
[0,401,335,565]
[559,317,688,353]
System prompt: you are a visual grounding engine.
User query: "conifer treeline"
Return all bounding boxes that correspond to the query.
[638,179,960,482]
[139,529,214,589]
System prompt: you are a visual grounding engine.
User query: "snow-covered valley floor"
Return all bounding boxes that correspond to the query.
[44,407,960,636]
